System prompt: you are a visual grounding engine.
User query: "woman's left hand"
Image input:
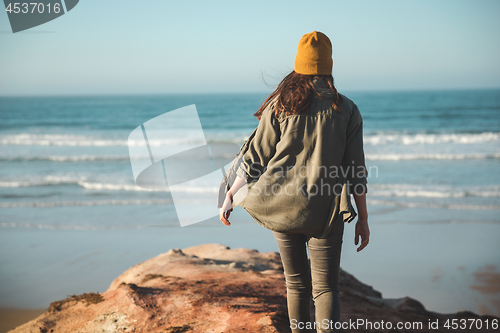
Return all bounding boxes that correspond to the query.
[219,192,233,226]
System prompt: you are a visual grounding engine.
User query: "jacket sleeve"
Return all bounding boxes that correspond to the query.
[236,103,281,183]
[343,103,368,195]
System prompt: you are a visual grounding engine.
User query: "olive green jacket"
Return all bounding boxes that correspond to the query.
[218,79,367,238]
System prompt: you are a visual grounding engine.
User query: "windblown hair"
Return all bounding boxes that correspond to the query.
[254,71,342,120]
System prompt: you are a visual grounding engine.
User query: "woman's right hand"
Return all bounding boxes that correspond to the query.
[355,219,370,252]
[219,191,233,226]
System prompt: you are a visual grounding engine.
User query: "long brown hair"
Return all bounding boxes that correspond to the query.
[254,70,342,120]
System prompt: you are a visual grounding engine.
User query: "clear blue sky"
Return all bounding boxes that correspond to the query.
[1,0,499,95]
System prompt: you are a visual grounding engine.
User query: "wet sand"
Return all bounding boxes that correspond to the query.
[0,308,45,333]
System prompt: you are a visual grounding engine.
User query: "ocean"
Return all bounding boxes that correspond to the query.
[0,89,499,316]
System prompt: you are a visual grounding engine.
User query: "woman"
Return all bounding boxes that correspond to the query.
[218,31,369,333]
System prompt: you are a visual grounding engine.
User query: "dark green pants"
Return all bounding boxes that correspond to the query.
[272,220,344,333]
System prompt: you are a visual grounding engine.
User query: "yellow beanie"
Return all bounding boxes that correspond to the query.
[294,31,333,75]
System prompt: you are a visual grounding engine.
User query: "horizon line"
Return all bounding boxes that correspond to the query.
[1,86,499,98]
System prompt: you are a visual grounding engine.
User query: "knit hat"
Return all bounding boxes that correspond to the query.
[294,31,333,75]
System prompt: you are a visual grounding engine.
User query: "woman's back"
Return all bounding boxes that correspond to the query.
[234,78,367,237]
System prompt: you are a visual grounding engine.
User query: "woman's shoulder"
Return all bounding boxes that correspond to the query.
[338,93,357,110]
[338,93,362,119]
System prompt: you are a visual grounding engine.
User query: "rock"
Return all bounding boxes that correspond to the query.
[9,244,499,333]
